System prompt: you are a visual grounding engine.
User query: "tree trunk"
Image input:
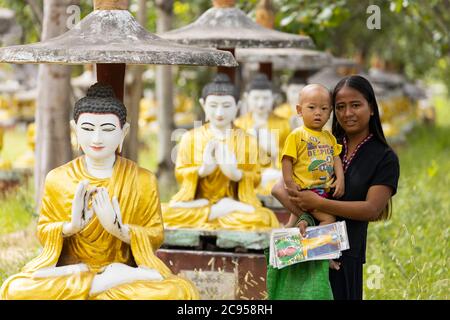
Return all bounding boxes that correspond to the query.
[35,0,78,209]
[155,0,176,190]
[122,0,146,161]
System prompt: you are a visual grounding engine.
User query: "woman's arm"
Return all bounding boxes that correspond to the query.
[289,185,393,221]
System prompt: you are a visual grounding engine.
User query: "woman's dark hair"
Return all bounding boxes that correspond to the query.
[331,75,393,221]
[74,83,127,128]
[331,75,388,148]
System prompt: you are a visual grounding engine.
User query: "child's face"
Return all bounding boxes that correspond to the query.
[296,89,332,131]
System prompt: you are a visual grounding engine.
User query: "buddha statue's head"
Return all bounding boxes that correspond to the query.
[71,83,130,161]
[245,73,274,117]
[286,74,308,110]
[200,73,240,130]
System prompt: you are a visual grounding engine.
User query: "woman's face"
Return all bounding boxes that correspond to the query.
[334,86,372,136]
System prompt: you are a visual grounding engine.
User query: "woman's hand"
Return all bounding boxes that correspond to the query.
[297,220,308,237]
[329,260,341,270]
[289,190,322,212]
[63,180,96,237]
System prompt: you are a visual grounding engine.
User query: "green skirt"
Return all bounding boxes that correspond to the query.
[265,249,334,300]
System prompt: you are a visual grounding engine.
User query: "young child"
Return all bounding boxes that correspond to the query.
[282,84,345,229]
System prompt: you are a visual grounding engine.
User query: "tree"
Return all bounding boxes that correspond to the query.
[34,0,79,208]
[155,0,176,189]
[123,0,146,162]
[273,0,449,90]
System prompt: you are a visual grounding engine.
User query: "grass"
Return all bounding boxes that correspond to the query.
[1,124,28,163]
[363,93,450,299]
[0,182,35,236]
[0,91,448,298]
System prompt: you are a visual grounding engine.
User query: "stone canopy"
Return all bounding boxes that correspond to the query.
[0,9,237,67]
[236,48,332,71]
[160,6,314,49]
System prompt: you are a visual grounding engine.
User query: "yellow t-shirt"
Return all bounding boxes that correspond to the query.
[281,126,342,191]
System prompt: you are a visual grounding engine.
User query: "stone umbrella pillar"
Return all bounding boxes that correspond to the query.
[255,0,275,80]
[160,0,314,85]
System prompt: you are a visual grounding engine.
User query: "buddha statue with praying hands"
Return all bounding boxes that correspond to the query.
[161,74,279,231]
[1,83,199,300]
[234,73,290,197]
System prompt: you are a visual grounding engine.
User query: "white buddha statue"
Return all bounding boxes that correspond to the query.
[1,83,198,300]
[235,74,290,197]
[162,74,279,230]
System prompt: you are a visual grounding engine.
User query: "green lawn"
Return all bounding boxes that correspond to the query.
[363,93,449,299]
[0,91,448,299]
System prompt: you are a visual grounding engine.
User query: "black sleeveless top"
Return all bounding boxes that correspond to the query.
[337,137,400,263]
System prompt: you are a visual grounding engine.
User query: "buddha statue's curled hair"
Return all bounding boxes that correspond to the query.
[73,83,127,128]
[201,73,240,102]
[247,73,273,92]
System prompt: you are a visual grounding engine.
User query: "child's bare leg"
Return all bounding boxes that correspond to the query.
[285,213,298,228]
[271,179,304,217]
[311,209,335,225]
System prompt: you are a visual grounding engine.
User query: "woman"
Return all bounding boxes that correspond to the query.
[272,75,400,300]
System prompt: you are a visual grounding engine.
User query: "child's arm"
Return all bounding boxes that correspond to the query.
[332,156,345,198]
[281,156,299,194]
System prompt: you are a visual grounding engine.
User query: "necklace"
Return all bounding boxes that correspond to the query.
[342,133,373,173]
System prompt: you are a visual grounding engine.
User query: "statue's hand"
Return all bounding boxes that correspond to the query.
[63,180,96,237]
[92,188,130,243]
[258,128,278,159]
[215,142,242,182]
[198,140,217,177]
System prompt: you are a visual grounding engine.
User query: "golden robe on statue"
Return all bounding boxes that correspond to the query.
[234,113,290,196]
[0,156,199,300]
[234,112,290,168]
[162,124,280,231]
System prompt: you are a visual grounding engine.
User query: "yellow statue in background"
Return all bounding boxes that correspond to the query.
[234,74,290,196]
[234,74,291,196]
[162,74,279,231]
[274,76,306,130]
[14,123,35,170]
[0,127,12,170]
[1,84,198,300]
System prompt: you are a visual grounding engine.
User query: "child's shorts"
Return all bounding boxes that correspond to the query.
[310,188,330,199]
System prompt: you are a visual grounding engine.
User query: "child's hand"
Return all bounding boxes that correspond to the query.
[331,177,345,198]
[284,180,300,197]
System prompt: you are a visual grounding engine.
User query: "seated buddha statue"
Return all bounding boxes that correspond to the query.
[234,73,290,197]
[0,83,198,300]
[273,74,306,130]
[161,74,279,231]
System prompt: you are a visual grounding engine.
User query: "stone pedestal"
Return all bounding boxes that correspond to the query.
[159,210,290,300]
